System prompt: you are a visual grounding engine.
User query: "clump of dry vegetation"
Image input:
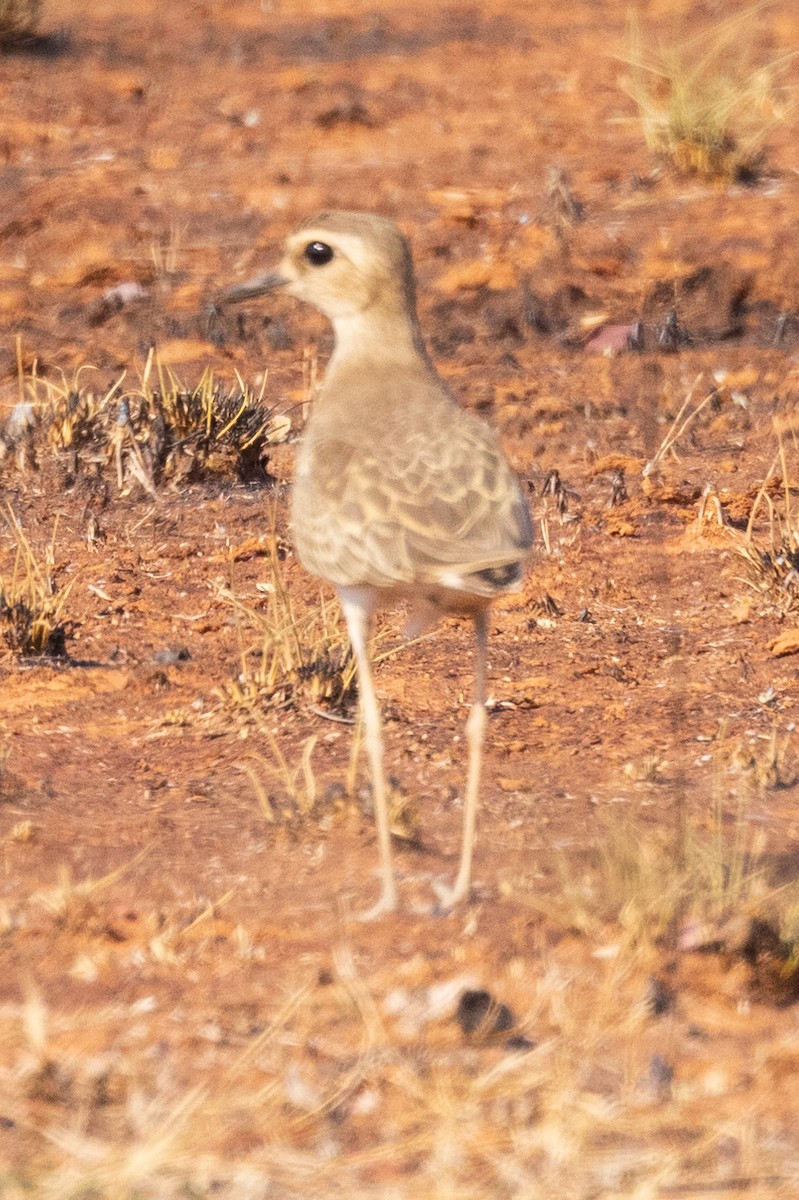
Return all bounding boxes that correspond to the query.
[621,4,797,181]
[533,772,799,968]
[738,425,799,612]
[0,0,41,44]
[739,527,799,612]
[0,350,290,492]
[0,507,73,657]
[214,510,358,723]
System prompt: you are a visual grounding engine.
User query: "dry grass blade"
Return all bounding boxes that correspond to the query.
[642,373,712,477]
[242,732,320,820]
[0,507,74,657]
[738,434,799,612]
[620,4,797,181]
[150,222,186,277]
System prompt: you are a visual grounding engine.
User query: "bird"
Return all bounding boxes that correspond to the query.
[221,211,533,918]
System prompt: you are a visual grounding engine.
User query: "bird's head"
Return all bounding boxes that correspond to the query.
[220,211,417,325]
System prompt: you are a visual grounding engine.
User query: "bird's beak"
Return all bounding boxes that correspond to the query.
[217,269,288,305]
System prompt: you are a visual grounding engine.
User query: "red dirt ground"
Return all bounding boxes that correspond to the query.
[2,1,799,1195]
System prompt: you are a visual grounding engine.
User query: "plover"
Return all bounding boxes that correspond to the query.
[222,211,533,917]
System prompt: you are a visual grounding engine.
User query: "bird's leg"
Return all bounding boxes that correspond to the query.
[339,591,398,919]
[437,608,488,910]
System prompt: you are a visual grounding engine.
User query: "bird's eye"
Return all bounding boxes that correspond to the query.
[304,241,334,266]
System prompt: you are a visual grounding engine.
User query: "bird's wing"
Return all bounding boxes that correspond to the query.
[291,404,533,591]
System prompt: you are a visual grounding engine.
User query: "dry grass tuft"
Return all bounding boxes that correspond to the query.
[620,5,797,181]
[242,732,323,821]
[642,372,717,478]
[0,507,74,657]
[0,348,290,492]
[216,518,358,723]
[738,431,799,612]
[532,738,799,960]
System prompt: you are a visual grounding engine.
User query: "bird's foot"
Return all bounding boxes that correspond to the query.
[432,876,472,913]
[358,885,399,922]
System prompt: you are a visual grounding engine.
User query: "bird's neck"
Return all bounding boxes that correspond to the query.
[327,304,431,373]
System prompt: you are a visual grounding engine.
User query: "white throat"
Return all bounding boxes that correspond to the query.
[328,307,425,366]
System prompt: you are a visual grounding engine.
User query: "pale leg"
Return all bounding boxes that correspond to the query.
[339,590,398,919]
[437,608,488,909]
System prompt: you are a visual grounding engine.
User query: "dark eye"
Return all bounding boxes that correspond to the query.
[304,241,334,266]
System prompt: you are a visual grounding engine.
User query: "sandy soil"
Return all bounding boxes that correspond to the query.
[2,1,799,1195]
